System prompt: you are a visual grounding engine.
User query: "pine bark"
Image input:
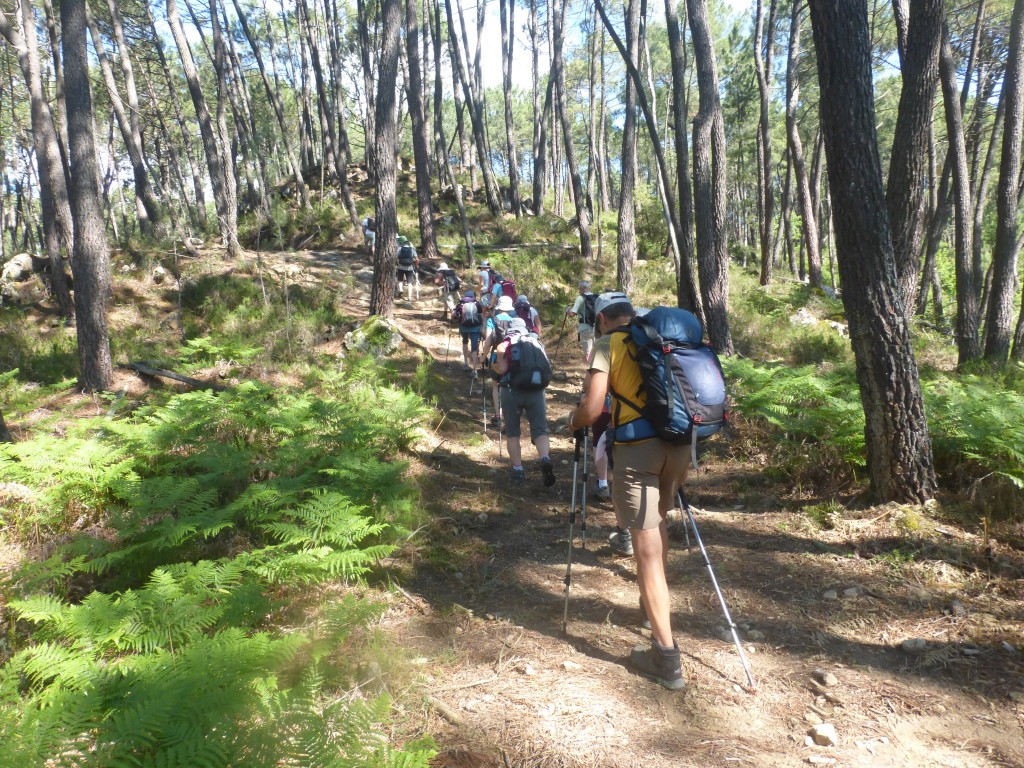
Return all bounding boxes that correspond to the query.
[785,1,822,288]
[552,0,593,260]
[617,0,641,295]
[939,23,980,365]
[0,408,12,443]
[369,0,401,318]
[686,0,732,353]
[887,0,943,311]
[62,0,113,391]
[807,0,936,502]
[85,1,161,234]
[666,0,696,307]
[499,0,522,217]
[166,0,239,257]
[405,0,438,261]
[754,0,777,286]
[0,0,74,318]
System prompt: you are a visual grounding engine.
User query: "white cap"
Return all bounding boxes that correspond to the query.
[438,262,449,271]
[495,295,515,312]
[594,291,632,318]
[480,260,490,268]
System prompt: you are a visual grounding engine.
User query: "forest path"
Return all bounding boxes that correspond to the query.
[275,244,1024,768]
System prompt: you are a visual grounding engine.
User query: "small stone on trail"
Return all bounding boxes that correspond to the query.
[842,586,861,598]
[521,663,537,676]
[477,513,488,525]
[822,590,839,600]
[748,630,766,641]
[901,638,928,653]
[454,572,464,581]
[813,669,839,687]
[804,712,824,725]
[562,661,582,672]
[809,723,839,747]
[933,704,947,714]
[719,630,733,643]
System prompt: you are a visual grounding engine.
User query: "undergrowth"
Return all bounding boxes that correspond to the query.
[0,361,435,767]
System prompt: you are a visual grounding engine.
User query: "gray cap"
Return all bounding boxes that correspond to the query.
[508,317,528,332]
[594,291,632,318]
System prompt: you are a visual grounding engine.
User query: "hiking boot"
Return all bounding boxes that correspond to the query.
[639,596,651,630]
[594,484,611,501]
[609,527,633,557]
[541,457,556,487]
[631,638,686,691]
[509,467,526,486]
[490,416,502,429]
[471,369,479,380]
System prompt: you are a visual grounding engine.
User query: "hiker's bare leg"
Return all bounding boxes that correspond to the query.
[534,434,550,460]
[491,382,500,417]
[507,436,523,465]
[633,521,673,648]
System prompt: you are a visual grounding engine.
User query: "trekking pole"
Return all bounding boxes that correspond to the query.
[677,490,756,690]
[444,328,452,363]
[561,430,583,634]
[579,428,590,549]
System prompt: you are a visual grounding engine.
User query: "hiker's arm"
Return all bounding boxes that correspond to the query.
[492,342,510,376]
[568,370,607,429]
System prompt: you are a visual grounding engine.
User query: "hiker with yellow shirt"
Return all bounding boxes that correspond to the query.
[564,292,689,691]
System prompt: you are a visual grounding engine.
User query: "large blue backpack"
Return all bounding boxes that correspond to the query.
[612,307,727,466]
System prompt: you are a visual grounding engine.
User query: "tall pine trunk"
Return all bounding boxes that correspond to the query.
[807,0,936,502]
[499,0,522,217]
[617,0,641,295]
[666,0,696,309]
[754,0,776,286]
[369,0,401,318]
[405,0,438,261]
[687,0,732,353]
[63,0,113,391]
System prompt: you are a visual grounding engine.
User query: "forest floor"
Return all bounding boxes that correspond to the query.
[256,243,1024,768]
[10,238,1024,767]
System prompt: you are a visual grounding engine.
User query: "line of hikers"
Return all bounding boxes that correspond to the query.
[361,216,422,302]
[391,240,729,693]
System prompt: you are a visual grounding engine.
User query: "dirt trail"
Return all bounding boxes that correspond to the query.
[289,246,1024,768]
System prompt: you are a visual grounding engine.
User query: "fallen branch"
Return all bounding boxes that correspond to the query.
[424,694,466,728]
[121,362,228,392]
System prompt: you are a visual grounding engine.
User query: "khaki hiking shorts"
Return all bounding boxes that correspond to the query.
[612,439,691,530]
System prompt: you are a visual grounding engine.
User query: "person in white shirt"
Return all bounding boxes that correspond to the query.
[565,280,597,360]
[361,216,376,252]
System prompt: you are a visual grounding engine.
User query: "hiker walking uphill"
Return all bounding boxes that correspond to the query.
[453,290,483,377]
[481,295,517,428]
[436,261,461,318]
[361,216,376,252]
[490,316,556,488]
[564,293,693,691]
[565,281,598,360]
[514,295,542,335]
[478,260,495,310]
[395,236,419,301]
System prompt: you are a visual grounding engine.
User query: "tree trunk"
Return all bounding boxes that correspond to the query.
[0,408,12,443]
[0,0,74,318]
[939,23,981,365]
[686,0,732,353]
[887,0,943,311]
[62,0,113,392]
[431,0,473,264]
[552,0,593,261]
[143,3,208,231]
[754,0,777,286]
[405,0,438,261]
[785,1,822,288]
[369,0,401,318]
[356,0,376,170]
[166,0,239,257]
[231,0,309,207]
[617,0,641,295]
[666,0,696,309]
[85,1,161,235]
[499,0,522,217]
[987,0,1024,360]
[529,0,543,212]
[807,0,936,502]
[444,0,502,216]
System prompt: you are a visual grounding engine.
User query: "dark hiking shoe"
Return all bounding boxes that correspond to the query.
[594,485,611,501]
[608,527,633,557]
[541,457,556,487]
[631,639,685,691]
[639,596,651,630]
[509,467,526,486]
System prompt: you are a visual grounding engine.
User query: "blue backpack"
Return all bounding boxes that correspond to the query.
[612,307,727,466]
